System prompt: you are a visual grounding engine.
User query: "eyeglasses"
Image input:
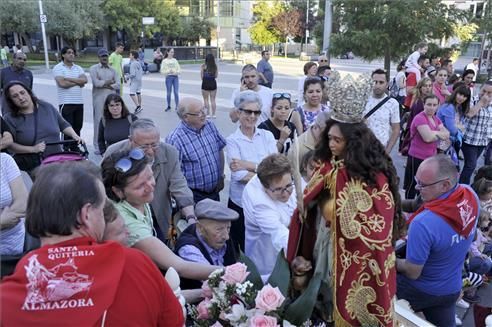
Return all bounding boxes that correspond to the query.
[273,93,291,99]
[268,182,294,195]
[133,140,160,150]
[414,177,449,189]
[186,109,206,117]
[115,148,145,173]
[239,108,262,116]
[319,60,328,62]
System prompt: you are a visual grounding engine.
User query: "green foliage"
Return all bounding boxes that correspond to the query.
[283,273,322,325]
[329,0,464,71]
[0,0,38,35]
[102,0,182,47]
[266,249,291,297]
[248,1,284,46]
[181,16,215,45]
[44,0,105,46]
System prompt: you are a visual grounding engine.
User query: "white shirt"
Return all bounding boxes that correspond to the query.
[242,176,296,281]
[226,128,277,207]
[363,95,400,147]
[231,86,273,124]
[53,62,85,105]
[395,71,407,97]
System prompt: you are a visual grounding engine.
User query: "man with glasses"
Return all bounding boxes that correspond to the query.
[0,52,33,114]
[229,64,273,124]
[175,198,239,289]
[166,97,226,203]
[317,54,329,67]
[396,154,479,327]
[104,118,196,246]
[257,50,274,88]
[242,154,296,281]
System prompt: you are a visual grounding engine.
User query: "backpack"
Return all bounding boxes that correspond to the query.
[388,76,399,98]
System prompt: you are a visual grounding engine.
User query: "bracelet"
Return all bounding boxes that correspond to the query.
[185,215,197,222]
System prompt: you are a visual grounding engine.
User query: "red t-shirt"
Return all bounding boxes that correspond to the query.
[0,237,184,327]
[404,73,417,108]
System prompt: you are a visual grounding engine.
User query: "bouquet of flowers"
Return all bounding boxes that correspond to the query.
[188,262,286,326]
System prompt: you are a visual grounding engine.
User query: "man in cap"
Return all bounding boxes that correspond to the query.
[175,198,239,288]
[89,48,120,154]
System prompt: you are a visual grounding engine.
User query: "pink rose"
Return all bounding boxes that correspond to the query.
[222,262,250,285]
[196,298,211,319]
[255,285,285,312]
[249,314,278,327]
[201,281,213,298]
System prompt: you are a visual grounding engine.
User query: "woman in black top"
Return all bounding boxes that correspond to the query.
[258,93,295,154]
[98,94,137,155]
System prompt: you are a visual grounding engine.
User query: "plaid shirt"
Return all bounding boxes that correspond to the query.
[463,103,492,146]
[166,121,226,192]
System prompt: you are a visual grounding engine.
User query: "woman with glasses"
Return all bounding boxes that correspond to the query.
[98,94,137,155]
[226,90,277,250]
[292,78,329,134]
[258,93,295,154]
[3,81,83,174]
[404,95,450,199]
[242,154,296,281]
[101,148,219,283]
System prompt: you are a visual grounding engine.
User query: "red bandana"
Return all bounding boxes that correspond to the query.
[1,237,125,326]
[407,185,478,237]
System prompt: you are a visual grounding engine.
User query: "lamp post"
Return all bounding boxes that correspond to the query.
[38,0,50,71]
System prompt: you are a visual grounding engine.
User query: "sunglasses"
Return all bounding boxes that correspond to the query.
[319,60,327,62]
[273,93,291,99]
[239,108,262,116]
[115,148,145,173]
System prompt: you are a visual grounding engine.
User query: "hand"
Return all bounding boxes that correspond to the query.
[239,79,248,91]
[230,158,248,172]
[279,126,291,141]
[0,212,21,230]
[33,142,46,153]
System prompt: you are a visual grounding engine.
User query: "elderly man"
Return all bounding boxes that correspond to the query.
[229,64,273,124]
[396,154,479,327]
[0,162,183,326]
[0,52,33,114]
[175,198,239,288]
[317,54,329,67]
[89,48,119,154]
[104,118,196,244]
[166,97,226,203]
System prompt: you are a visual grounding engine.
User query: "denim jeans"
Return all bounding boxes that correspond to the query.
[165,75,179,109]
[459,142,485,184]
[397,274,460,327]
[485,140,492,166]
[469,256,492,275]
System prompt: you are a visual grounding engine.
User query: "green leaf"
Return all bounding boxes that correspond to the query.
[283,273,322,325]
[266,249,290,297]
[238,250,264,291]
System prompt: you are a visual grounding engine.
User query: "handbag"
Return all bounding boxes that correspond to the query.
[13,109,41,172]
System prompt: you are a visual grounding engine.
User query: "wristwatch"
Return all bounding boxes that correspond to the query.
[185,214,197,222]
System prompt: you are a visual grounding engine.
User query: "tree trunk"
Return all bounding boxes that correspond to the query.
[20,32,34,53]
[384,48,391,81]
[284,38,288,58]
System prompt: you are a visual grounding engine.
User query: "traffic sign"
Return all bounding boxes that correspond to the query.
[40,14,47,23]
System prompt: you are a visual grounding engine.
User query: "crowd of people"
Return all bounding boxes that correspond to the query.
[0,41,491,327]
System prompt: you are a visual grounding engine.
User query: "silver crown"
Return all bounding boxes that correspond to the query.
[325,71,373,123]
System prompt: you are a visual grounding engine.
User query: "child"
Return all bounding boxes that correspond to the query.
[405,42,428,82]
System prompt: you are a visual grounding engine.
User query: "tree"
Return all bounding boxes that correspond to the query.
[271,8,304,58]
[44,0,105,48]
[0,0,38,52]
[330,0,464,73]
[181,16,215,46]
[248,1,284,50]
[102,0,182,48]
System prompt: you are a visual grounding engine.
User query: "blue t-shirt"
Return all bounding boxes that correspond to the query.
[402,185,478,296]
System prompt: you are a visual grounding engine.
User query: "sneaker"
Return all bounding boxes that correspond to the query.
[134,106,143,114]
[456,298,470,309]
[455,315,462,326]
[165,107,171,112]
[463,293,481,303]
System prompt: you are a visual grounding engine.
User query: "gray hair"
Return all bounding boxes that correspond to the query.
[314,111,330,130]
[234,90,262,110]
[176,104,187,119]
[129,118,159,137]
[426,154,459,185]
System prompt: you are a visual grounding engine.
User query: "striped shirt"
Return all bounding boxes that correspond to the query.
[53,62,84,105]
[166,121,226,193]
[463,104,492,146]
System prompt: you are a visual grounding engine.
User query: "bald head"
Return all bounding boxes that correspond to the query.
[178,97,207,129]
[416,154,458,202]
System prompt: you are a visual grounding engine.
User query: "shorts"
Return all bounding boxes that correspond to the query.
[201,78,217,91]
[130,80,142,95]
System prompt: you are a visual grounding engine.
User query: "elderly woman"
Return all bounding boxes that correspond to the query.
[242,154,296,281]
[3,81,83,173]
[101,148,219,282]
[226,90,277,250]
[0,153,28,255]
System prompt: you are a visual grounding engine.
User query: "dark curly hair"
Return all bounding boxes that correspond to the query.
[315,119,405,241]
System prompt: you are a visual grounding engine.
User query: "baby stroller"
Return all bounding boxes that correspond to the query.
[41,140,89,165]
